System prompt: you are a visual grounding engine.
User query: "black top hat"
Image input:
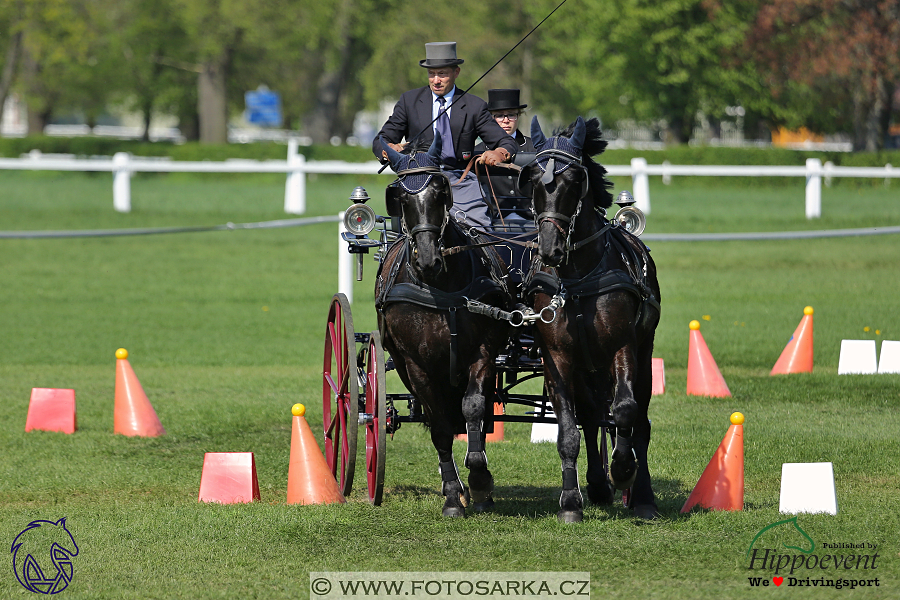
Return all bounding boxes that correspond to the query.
[486,89,527,111]
[419,42,465,68]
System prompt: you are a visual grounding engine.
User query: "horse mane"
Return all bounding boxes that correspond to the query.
[554,117,614,209]
[404,137,433,156]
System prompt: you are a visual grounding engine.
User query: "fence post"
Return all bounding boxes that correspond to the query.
[338,211,353,303]
[662,160,672,185]
[631,157,651,214]
[284,139,306,214]
[113,152,131,213]
[805,158,822,219]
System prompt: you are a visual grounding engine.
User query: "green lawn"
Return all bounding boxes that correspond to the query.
[1,171,898,598]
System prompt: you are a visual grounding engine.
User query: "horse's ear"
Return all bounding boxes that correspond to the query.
[531,116,547,150]
[427,131,443,163]
[381,136,402,170]
[571,116,586,152]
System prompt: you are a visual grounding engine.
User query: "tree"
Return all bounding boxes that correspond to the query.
[745,0,900,151]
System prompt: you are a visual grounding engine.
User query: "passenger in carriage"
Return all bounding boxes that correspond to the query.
[372,42,518,230]
[475,89,535,223]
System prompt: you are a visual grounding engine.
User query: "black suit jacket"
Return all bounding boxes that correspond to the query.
[372,86,518,170]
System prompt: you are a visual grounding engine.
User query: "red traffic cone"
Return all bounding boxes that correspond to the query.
[287,404,346,505]
[26,388,77,434]
[771,306,814,375]
[114,348,165,437]
[687,321,731,397]
[681,412,745,512]
[198,452,261,503]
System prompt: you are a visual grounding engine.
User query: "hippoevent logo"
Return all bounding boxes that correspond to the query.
[746,516,880,590]
[11,518,79,594]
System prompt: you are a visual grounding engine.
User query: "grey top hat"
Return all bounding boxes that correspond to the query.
[419,42,464,68]
[487,89,527,111]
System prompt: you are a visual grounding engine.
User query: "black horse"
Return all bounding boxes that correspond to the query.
[521,116,662,522]
[377,134,513,517]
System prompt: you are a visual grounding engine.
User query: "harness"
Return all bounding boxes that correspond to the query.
[523,137,661,372]
[377,152,515,383]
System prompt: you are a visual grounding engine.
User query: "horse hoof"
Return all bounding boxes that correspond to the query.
[442,506,466,518]
[557,510,583,524]
[472,498,495,513]
[609,453,639,491]
[632,504,659,520]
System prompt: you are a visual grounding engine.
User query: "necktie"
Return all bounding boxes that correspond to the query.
[436,96,455,163]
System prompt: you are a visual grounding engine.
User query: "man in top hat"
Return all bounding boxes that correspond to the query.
[372,42,518,229]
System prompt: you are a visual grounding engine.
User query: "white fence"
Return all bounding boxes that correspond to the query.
[0,143,895,219]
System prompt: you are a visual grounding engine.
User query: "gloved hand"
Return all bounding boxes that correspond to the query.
[477,148,511,166]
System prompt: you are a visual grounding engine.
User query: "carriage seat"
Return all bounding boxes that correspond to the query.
[477,151,536,229]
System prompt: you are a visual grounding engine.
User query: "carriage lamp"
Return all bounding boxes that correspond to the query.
[614,189,646,237]
[344,202,377,236]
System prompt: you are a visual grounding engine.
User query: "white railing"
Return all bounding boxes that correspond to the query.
[613,158,896,219]
[0,145,895,219]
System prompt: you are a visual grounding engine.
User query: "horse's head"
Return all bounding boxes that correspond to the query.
[523,116,613,267]
[383,134,453,283]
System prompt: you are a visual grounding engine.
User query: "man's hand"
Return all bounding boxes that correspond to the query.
[477,148,511,166]
[387,142,407,152]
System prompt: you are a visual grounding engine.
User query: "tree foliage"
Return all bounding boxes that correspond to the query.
[0,0,896,148]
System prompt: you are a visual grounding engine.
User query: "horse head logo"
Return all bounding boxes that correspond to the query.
[11,518,79,594]
[747,516,815,556]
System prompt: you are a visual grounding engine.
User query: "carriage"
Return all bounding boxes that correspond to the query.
[321,117,659,520]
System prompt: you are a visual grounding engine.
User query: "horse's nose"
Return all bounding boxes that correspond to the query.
[417,254,444,280]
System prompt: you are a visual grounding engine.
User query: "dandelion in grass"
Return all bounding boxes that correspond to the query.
[702,315,711,321]
[262,306,269,312]
[864,326,870,332]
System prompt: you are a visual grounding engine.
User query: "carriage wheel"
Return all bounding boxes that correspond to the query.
[364,331,387,505]
[323,293,358,496]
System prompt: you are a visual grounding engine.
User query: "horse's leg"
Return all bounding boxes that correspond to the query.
[627,337,658,519]
[608,343,641,491]
[543,353,584,523]
[580,371,614,505]
[461,350,496,513]
[402,360,468,518]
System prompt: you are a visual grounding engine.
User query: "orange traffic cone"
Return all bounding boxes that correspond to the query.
[198,452,261,504]
[651,358,666,395]
[456,402,504,442]
[286,404,345,505]
[26,388,77,434]
[771,306,814,375]
[681,412,745,512]
[687,320,731,397]
[114,348,165,437]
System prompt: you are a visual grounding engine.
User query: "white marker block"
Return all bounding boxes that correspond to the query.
[837,340,877,374]
[877,340,900,374]
[531,403,558,443]
[779,462,837,515]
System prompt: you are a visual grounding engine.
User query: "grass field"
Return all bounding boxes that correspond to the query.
[1,170,899,599]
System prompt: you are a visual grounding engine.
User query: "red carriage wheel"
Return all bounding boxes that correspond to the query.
[364,331,387,505]
[322,293,358,496]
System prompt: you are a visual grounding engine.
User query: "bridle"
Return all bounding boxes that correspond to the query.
[526,140,599,257]
[394,160,451,255]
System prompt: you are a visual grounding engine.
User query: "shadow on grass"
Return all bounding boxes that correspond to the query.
[386,477,693,521]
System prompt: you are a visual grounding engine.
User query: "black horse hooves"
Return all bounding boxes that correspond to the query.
[472,498,495,513]
[609,452,639,491]
[442,506,466,518]
[557,510,584,524]
[632,504,659,520]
